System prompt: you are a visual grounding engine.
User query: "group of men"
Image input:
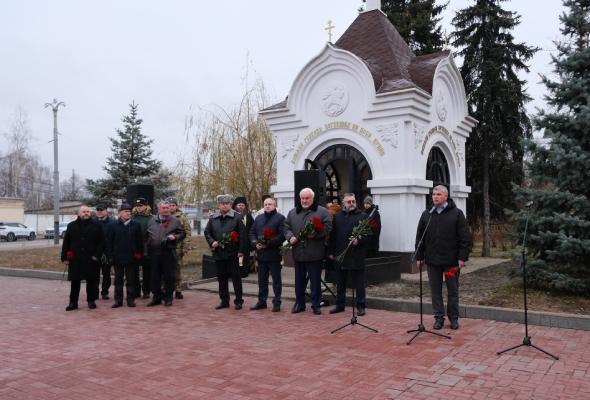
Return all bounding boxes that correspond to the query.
[61,184,471,331]
[61,197,191,310]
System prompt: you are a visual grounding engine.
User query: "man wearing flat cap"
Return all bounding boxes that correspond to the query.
[166,197,192,299]
[132,197,152,299]
[94,202,114,300]
[204,194,248,310]
[106,203,144,307]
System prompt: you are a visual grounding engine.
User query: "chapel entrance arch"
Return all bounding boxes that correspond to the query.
[304,144,372,204]
[425,146,451,208]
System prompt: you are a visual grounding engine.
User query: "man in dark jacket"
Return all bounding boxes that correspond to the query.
[145,201,186,307]
[61,205,104,311]
[94,203,114,300]
[106,203,144,308]
[232,196,254,277]
[328,193,369,316]
[415,185,471,330]
[363,196,381,258]
[284,188,332,315]
[204,194,248,310]
[248,197,285,312]
[132,197,152,299]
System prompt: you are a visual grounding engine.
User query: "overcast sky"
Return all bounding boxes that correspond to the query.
[0,0,565,182]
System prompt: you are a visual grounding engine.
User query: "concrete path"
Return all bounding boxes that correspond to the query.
[401,257,508,282]
[1,276,589,399]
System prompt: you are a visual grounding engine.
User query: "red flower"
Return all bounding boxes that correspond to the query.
[133,252,142,262]
[230,231,239,243]
[369,219,379,229]
[444,267,457,279]
[263,228,274,240]
[311,216,324,233]
[66,250,74,260]
[163,220,171,229]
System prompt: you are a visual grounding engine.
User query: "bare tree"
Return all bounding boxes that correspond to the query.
[60,169,86,201]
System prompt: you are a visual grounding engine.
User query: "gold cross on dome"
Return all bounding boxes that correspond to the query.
[325,20,335,43]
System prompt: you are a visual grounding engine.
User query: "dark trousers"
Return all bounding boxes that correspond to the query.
[257,261,282,305]
[294,261,322,310]
[427,264,460,319]
[335,268,366,308]
[114,264,137,304]
[216,258,243,305]
[150,251,176,302]
[69,279,98,304]
[100,262,111,296]
[138,257,151,297]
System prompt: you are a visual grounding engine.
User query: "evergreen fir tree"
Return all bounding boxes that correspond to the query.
[87,102,163,204]
[513,0,590,295]
[451,0,537,256]
[381,0,448,55]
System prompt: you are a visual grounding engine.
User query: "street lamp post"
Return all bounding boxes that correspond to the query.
[44,99,65,245]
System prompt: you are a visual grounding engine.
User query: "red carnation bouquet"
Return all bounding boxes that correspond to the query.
[298,216,324,243]
[444,267,457,280]
[257,227,274,245]
[335,208,378,263]
[66,250,74,260]
[218,231,239,249]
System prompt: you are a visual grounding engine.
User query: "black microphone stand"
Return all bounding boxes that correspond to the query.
[407,210,451,345]
[496,207,559,360]
[331,274,378,334]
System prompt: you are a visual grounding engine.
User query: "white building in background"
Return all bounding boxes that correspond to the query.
[260,4,476,271]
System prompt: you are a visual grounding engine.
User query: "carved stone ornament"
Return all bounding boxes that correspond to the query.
[280,134,299,159]
[321,84,349,117]
[435,89,448,122]
[413,123,425,149]
[376,123,399,149]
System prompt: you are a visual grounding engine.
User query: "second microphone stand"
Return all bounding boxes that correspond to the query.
[407,210,451,345]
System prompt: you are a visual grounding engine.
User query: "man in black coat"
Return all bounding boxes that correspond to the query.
[94,202,114,300]
[233,196,254,277]
[106,203,144,308]
[248,197,285,312]
[363,196,381,258]
[204,194,248,310]
[415,185,471,330]
[328,193,369,316]
[61,205,105,311]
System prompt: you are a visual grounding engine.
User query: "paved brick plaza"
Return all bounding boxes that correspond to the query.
[1,276,589,399]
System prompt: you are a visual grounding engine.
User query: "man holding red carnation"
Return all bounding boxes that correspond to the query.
[415,185,471,330]
[284,188,332,315]
[205,194,249,310]
[249,197,286,312]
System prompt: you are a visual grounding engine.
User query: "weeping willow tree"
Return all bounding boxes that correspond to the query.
[175,78,276,210]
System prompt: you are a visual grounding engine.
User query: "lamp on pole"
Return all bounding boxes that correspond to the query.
[44,99,65,245]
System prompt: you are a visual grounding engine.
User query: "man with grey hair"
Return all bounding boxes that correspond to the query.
[61,205,104,311]
[415,185,471,330]
[204,194,248,310]
[284,187,331,315]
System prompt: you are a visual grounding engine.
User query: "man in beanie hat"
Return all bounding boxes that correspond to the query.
[106,203,144,308]
[232,196,254,276]
[166,196,191,299]
[132,197,152,299]
[363,196,381,258]
[205,194,248,309]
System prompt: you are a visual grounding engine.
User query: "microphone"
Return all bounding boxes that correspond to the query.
[429,206,436,214]
[525,201,533,208]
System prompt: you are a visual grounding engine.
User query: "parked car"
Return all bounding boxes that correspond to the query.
[45,222,69,239]
[0,222,37,241]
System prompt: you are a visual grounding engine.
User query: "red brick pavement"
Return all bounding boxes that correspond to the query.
[1,276,589,400]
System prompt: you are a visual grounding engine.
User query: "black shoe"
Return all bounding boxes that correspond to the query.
[111,302,123,308]
[127,301,136,308]
[433,317,445,330]
[164,300,173,307]
[142,293,150,299]
[450,318,459,330]
[147,300,162,307]
[215,303,229,310]
[175,291,183,300]
[272,304,280,312]
[101,294,109,300]
[88,302,97,309]
[291,304,306,314]
[329,306,345,314]
[312,308,321,315]
[357,307,366,316]
[250,303,267,310]
[65,303,78,311]
[235,303,243,310]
